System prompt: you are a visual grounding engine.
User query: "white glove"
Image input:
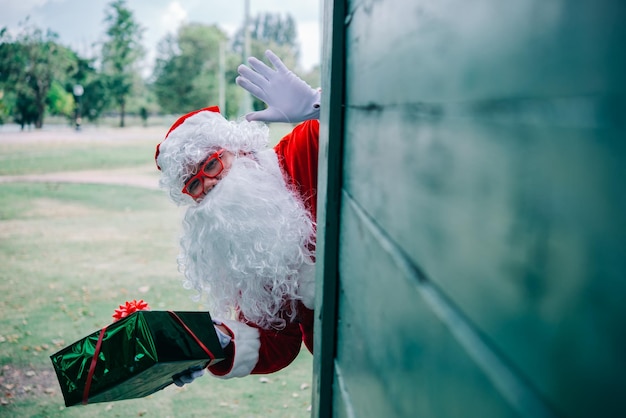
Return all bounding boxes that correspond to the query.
[171,323,232,387]
[236,49,321,123]
[173,365,205,387]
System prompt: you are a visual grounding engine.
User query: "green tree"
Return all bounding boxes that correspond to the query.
[232,13,300,112]
[233,12,299,61]
[0,90,12,125]
[152,23,237,116]
[100,0,145,127]
[125,72,158,123]
[47,80,74,117]
[0,23,76,129]
[69,56,111,123]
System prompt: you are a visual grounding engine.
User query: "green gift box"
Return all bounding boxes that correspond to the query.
[50,310,224,407]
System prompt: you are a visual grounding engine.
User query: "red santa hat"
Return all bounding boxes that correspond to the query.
[155,106,269,205]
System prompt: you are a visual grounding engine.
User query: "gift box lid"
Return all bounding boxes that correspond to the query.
[50,310,224,407]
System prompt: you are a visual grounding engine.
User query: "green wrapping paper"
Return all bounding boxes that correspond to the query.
[50,311,224,407]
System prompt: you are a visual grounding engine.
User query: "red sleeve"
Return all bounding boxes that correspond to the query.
[207,308,313,377]
[251,302,315,373]
[250,321,304,374]
[273,120,320,222]
[298,305,315,354]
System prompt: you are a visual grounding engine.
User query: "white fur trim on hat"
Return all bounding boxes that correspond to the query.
[156,108,269,205]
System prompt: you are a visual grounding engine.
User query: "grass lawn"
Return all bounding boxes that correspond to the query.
[0,125,312,417]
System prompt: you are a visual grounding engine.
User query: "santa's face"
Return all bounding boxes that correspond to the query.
[155,111,270,206]
[177,150,316,330]
[181,150,255,202]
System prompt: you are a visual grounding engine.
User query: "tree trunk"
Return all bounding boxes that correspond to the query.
[35,85,45,129]
[120,100,125,128]
[35,103,45,129]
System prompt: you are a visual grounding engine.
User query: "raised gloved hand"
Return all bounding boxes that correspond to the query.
[236,49,320,123]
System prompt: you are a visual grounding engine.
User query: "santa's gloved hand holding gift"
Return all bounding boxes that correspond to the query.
[173,321,232,387]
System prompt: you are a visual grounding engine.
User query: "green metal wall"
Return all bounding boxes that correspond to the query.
[313,1,626,417]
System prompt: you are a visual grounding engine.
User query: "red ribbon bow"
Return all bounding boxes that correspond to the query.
[112,299,150,321]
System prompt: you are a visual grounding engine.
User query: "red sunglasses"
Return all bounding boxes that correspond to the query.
[182,149,226,198]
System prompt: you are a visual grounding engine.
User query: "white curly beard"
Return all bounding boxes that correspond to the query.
[178,150,316,330]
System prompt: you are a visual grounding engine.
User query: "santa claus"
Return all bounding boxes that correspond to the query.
[155,50,321,381]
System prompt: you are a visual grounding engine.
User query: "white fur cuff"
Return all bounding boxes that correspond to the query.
[210,319,260,379]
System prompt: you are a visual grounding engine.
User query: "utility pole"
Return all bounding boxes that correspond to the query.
[219,40,225,112]
[239,0,253,116]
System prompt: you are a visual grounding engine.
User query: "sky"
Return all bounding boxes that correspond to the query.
[0,0,322,76]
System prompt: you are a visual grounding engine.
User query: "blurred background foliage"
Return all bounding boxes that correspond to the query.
[0,0,320,130]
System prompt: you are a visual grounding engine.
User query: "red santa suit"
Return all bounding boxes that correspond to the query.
[208,119,319,378]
